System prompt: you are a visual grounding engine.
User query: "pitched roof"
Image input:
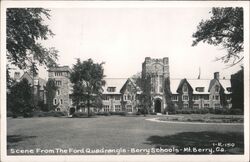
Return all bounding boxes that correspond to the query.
[48,66,72,72]
[102,78,127,94]
[219,79,232,94]
[187,79,211,94]
[170,79,182,94]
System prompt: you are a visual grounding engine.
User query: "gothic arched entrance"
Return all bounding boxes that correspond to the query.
[154,99,161,113]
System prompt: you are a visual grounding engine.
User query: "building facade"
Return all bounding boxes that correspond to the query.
[48,66,72,112]
[47,58,232,114]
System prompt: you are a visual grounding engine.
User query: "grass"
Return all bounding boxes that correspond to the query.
[158,114,244,123]
[7,116,244,155]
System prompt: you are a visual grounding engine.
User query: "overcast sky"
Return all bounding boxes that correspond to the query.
[35,7,242,80]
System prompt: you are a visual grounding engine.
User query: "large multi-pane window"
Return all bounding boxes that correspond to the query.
[126,105,132,112]
[55,80,62,86]
[193,95,199,100]
[183,103,189,109]
[182,95,189,101]
[103,105,109,112]
[215,95,220,100]
[115,96,120,100]
[193,104,199,109]
[55,72,63,76]
[204,104,209,108]
[115,105,121,112]
[172,95,178,101]
[203,95,209,100]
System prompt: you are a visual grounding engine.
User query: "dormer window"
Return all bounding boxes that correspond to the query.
[107,87,116,92]
[196,87,204,92]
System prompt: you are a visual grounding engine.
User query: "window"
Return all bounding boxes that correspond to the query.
[54,98,57,105]
[60,99,63,105]
[226,95,231,101]
[56,108,60,111]
[115,96,120,100]
[204,104,209,108]
[57,90,60,95]
[215,95,220,100]
[196,87,204,92]
[193,104,199,109]
[103,105,110,112]
[55,72,63,76]
[159,87,163,93]
[103,95,110,100]
[183,85,188,92]
[183,104,189,109]
[203,95,209,100]
[115,105,121,112]
[182,95,189,101]
[124,95,127,101]
[214,104,220,109]
[215,85,219,92]
[55,80,62,86]
[193,95,199,100]
[126,105,132,112]
[172,95,178,101]
[107,87,116,92]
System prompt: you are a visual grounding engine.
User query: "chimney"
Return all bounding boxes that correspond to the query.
[214,72,220,80]
[14,72,20,80]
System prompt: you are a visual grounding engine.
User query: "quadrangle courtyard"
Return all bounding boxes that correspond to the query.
[7,116,244,155]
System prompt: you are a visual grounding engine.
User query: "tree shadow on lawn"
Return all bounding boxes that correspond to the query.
[145,131,244,154]
[7,135,37,149]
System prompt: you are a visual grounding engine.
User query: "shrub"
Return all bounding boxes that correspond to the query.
[96,112,111,116]
[150,112,157,115]
[23,112,33,118]
[110,111,127,116]
[229,108,243,115]
[7,111,13,117]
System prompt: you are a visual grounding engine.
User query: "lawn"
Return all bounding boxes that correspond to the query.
[7,116,244,155]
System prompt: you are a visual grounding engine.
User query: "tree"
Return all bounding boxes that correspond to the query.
[45,78,58,112]
[8,78,33,116]
[164,77,175,114]
[192,7,243,66]
[230,67,244,112]
[70,59,105,117]
[7,8,58,70]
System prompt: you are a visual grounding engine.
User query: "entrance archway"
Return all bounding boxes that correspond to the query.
[154,99,161,113]
[69,107,76,115]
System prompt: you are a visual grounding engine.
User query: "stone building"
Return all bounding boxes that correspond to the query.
[13,71,46,105]
[48,66,72,112]
[47,57,232,114]
[141,57,170,113]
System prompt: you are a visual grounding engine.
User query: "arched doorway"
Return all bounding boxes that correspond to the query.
[154,99,161,113]
[69,107,76,115]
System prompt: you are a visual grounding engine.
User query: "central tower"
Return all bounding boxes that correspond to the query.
[141,57,170,113]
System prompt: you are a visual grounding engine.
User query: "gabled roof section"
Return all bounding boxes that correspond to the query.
[187,79,210,94]
[120,78,139,94]
[102,78,127,94]
[208,79,225,93]
[170,79,182,94]
[48,66,72,72]
[176,78,193,93]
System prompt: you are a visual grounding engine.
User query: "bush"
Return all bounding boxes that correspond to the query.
[229,108,243,115]
[96,112,111,116]
[72,111,95,118]
[7,111,13,117]
[150,112,157,115]
[109,111,127,116]
[32,111,66,117]
[23,112,33,118]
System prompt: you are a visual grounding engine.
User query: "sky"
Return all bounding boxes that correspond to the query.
[14,7,243,80]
